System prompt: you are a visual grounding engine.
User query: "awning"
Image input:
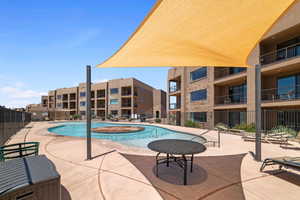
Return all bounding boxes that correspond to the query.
[97,0,295,68]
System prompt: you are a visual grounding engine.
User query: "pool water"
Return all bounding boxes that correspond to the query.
[48,122,206,148]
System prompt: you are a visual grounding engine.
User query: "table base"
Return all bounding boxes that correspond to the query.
[155,153,194,185]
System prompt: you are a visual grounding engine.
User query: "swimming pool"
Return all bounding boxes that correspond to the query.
[48,122,206,148]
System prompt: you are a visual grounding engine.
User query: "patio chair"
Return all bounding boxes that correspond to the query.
[0,142,39,162]
[260,156,300,172]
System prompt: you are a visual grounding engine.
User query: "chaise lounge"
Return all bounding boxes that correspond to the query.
[260,156,300,172]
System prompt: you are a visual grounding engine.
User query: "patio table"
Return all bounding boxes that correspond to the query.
[148,139,206,185]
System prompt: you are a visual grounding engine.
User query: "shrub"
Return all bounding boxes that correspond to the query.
[271,126,298,137]
[215,123,228,130]
[155,118,161,123]
[233,123,256,132]
[184,120,201,128]
[72,114,81,120]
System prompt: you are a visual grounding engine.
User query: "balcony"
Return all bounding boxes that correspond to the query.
[169,78,181,93]
[121,86,132,96]
[214,67,246,80]
[169,86,181,93]
[70,93,76,101]
[63,102,69,109]
[121,98,132,107]
[63,94,68,101]
[169,103,180,110]
[215,94,247,106]
[70,102,76,109]
[262,85,300,103]
[260,42,300,66]
[97,90,106,98]
[97,100,105,108]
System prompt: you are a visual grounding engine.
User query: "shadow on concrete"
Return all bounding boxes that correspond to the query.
[280,146,300,151]
[122,153,247,200]
[91,149,116,160]
[61,185,72,200]
[264,169,300,187]
[152,163,207,185]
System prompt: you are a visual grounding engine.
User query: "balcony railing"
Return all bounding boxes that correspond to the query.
[169,103,181,110]
[70,95,76,101]
[121,92,132,96]
[262,85,300,102]
[121,87,132,96]
[169,86,180,93]
[63,95,68,101]
[214,67,246,80]
[122,103,132,107]
[97,104,105,108]
[260,42,300,65]
[215,94,247,105]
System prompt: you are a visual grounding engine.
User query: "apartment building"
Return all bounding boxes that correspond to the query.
[46,78,165,120]
[168,1,300,129]
[153,89,167,119]
[26,96,49,121]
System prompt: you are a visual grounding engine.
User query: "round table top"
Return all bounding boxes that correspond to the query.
[148,139,206,155]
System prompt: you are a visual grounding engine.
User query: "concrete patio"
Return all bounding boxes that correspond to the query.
[6,121,300,200]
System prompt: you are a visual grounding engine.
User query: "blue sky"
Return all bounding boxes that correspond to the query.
[0,0,169,108]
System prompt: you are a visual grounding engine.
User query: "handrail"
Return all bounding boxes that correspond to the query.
[260,41,300,58]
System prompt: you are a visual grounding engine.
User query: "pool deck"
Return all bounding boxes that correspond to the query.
[6,121,300,200]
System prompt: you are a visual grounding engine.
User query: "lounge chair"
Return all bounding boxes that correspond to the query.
[0,142,39,161]
[242,133,290,145]
[260,156,300,172]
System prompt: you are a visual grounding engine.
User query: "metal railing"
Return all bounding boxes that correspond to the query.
[215,94,247,105]
[169,103,181,110]
[214,67,246,80]
[121,103,132,107]
[166,110,300,133]
[0,107,31,145]
[260,42,300,65]
[262,85,300,102]
[169,85,180,93]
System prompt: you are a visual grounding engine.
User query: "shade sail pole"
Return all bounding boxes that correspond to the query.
[255,64,262,161]
[86,65,92,160]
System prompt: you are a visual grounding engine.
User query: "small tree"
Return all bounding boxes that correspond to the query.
[73,114,81,120]
[155,118,161,123]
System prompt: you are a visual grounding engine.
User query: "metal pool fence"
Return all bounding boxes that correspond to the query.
[167,110,300,133]
[0,107,31,145]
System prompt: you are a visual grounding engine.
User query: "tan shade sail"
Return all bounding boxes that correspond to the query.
[97,0,295,68]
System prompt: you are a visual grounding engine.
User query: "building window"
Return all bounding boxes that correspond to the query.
[80,111,86,116]
[277,74,300,100]
[80,101,86,107]
[110,88,119,94]
[229,84,247,103]
[56,103,62,108]
[190,67,207,81]
[80,92,86,97]
[190,112,207,122]
[110,99,119,105]
[191,89,207,102]
[57,95,62,99]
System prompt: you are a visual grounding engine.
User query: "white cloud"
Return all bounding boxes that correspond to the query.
[0,79,46,108]
[0,86,45,99]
